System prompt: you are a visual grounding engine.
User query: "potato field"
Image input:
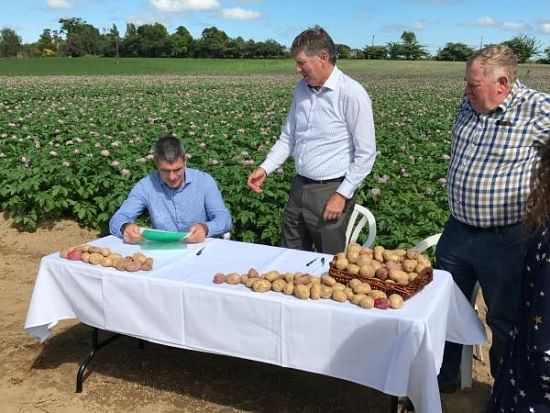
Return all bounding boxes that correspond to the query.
[1,59,548,247]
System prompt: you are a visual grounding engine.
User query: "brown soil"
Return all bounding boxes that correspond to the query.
[0,214,492,412]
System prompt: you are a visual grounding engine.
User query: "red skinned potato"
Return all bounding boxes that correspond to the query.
[213,273,226,284]
[374,297,391,309]
[67,249,82,261]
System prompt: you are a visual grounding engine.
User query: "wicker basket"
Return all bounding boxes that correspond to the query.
[328,260,433,300]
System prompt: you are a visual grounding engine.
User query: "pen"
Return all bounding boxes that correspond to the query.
[305,257,318,266]
[195,246,206,256]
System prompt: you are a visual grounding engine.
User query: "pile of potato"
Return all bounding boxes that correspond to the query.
[59,244,153,272]
[331,243,432,286]
[212,268,404,310]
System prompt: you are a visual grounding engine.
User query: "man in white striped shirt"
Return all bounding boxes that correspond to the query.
[247,27,376,254]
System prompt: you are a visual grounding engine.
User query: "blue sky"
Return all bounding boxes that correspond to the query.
[2,0,549,55]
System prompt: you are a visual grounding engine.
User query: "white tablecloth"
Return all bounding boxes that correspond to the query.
[25,236,486,413]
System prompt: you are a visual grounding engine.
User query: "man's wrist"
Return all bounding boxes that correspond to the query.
[199,223,209,236]
[120,222,130,235]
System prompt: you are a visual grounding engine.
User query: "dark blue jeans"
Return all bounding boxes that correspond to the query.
[435,216,523,382]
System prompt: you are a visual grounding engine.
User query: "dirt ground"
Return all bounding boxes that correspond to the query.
[0,214,493,413]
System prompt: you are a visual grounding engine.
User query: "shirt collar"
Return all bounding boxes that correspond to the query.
[307,65,340,93]
[496,79,523,112]
[159,167,193,192]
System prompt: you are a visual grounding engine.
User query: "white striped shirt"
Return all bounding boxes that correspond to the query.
[260,66,376,199]
[448,81,550,227]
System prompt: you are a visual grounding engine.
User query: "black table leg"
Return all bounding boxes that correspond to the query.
[390,396,399,413]
[76,327,121,393]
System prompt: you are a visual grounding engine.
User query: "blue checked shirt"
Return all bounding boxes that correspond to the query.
[260,66,376,199]
[448,81,550,227]
[109,168,232,238]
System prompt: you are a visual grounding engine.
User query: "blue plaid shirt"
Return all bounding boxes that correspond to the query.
[447,81,550,227]
[109,167,232,238]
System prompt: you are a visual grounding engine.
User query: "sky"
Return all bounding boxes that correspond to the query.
[1,0,549,55]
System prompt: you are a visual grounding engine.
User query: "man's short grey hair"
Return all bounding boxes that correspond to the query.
[290,26,337,65]
[467,44,518,84]
[153,134,185,164]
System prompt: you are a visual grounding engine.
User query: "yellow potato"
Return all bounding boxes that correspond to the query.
[359,296,375,309]
[252,278,271,292]
[389,294,404,309]
[332,289,347,303]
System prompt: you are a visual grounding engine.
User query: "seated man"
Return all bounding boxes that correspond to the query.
[109,134,232,244]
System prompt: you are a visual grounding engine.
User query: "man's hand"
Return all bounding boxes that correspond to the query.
[185,223,207,243]
[322,193,347,221]
[122,223,143,244]
[247,168,267,193]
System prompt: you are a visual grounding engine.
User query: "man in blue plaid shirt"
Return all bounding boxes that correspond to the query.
[436,45,550,393]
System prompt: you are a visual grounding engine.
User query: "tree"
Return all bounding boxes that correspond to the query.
[121,23,140,57]
[436,42,474,61]
[59,17,105,56]
[197,27,229,58]
[542,46,550,64]
[0,28,22,57]
[399,31,428,60]
[37,29,55,56]
[136,23,171,57]
[336,44,352,59]
[364,45,387,59]
[171,26,192,57]
[386,41,404,59]
[103,24,120,57]
[503,34,540,63]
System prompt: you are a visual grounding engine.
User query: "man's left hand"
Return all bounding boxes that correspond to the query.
[322,193,347,221]
[185,223,208,243]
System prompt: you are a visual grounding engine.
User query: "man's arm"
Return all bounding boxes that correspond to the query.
[109,181,148,239]
[336,86,376,200]
[197,174,232,238]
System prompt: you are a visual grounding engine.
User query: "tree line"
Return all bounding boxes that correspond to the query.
[1,17,549,63]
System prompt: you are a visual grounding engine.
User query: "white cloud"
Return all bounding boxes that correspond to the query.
[221,7,261,20]
[538,21,550,34]
[501,21,528,31]
[47,0,73,9]
[149,0,220,13]
[477,16,495,27]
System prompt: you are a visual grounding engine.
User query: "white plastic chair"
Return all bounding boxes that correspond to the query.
[414,233,483,390]
[222,232,231,240]
[346,204,377,247]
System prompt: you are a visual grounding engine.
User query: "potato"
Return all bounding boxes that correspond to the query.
[100,256,113,267]
[349,278,362,289]
[264,271,280,282]
[283,282,295,295]
[125,261,142,272]
[332,289,347,303]
[100,247,112,257]
[373,246,385,262]
[335,252,347,261]
[375,266,389,281]
[225,273,241,285]
[272,278,286,292]
[67,249,82,261]
[406,248,419,260]
[294,284,310,299]
[359,247,374,258]
[310,284,321,300]
[346,250,360,264]
[133,252,147,264]
[81,252,90,263]
[321,275,336,286]
[347,243,362,254]
[359,263,376,278]
[346,263,360,275]
[374,297,391,309]
[294,274,311,285]
[369,290,387,299]
[388,294,404,309]
[389,270,408,283]
[320,285,333,299]
[88,252,103,265]
[417,254,432,267]
[408,272,418,282]
[402,259,418,272]
[370,260,383,271]
[352,282,371,295]
[284,272,295,283]
[344,287,354,300]
[351,293,366,305]
[247,267,260,278]
[356,255,373,266]
[212,273,225,284]
[245,277,256,288]
[252,279,271,292]
[110,253,123,265]
[141,261,153,271]
[332,282,346,291]
[359,296,375,309]
[335,258,349,270]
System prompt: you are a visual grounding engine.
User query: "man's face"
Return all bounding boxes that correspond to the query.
[157,157,185,189]
[294,50,330,88]
[464,59,509,114]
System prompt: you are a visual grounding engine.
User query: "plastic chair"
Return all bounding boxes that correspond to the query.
[223,232,231,240]
[414,233,483,390]
[346,204,377,247]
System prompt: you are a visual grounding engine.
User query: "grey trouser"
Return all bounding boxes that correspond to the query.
[280,175,355,254]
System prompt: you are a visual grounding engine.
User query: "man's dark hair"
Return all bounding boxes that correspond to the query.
[153,134,185,164]
[290,26,337,65]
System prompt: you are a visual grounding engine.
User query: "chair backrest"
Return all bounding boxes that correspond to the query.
[222,232,231,240]
[413,233,442,253]
[346,204,377,247]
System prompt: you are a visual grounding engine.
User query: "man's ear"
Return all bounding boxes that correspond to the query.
[497,75,510,92]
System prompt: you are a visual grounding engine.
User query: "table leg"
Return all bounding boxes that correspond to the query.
[76,327,121,393]
[390,396,399,413]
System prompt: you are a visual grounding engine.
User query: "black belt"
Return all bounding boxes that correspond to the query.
[297,175,344,185]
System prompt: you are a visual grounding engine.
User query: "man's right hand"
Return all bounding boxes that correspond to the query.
[122,223,143,244]
[247,168,267,193]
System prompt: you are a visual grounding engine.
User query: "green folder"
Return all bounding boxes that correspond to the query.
[140,228,189,242]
